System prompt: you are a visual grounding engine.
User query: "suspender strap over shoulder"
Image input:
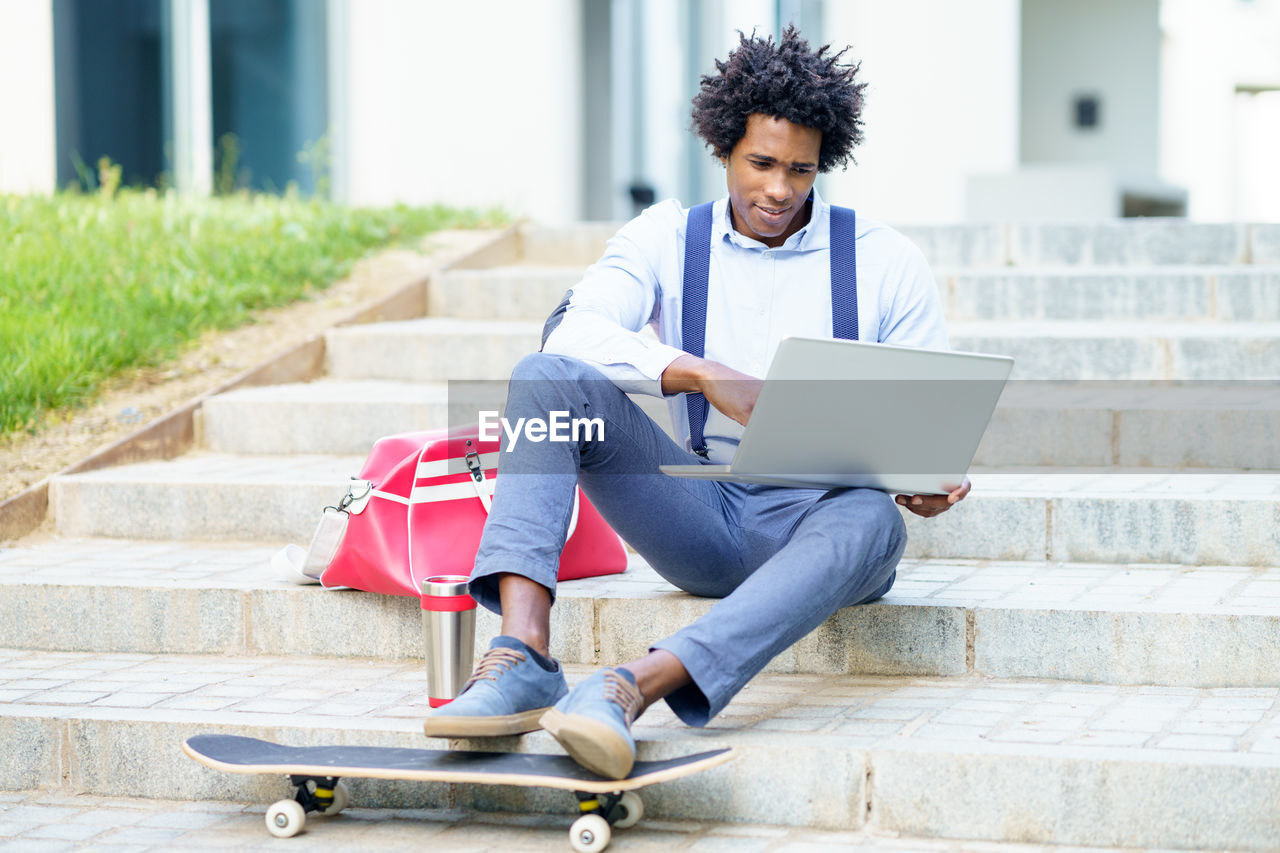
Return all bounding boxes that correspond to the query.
[829,205,859,341]
[681,201,858,457]
[681,202,715,456]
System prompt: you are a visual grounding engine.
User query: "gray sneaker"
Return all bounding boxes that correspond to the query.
[539,667,642,779]
[422,636,568,738]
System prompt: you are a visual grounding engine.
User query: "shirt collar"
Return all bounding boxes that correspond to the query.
[712,188,831,252]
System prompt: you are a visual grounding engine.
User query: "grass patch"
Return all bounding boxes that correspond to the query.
[0,189,503,437]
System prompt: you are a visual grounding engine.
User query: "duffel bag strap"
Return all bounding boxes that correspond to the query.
[464,449,494,513]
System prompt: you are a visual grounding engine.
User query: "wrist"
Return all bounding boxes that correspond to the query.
[661,355,715,395]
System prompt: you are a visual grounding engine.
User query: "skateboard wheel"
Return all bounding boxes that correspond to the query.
[570,813,611,853]
[613,791,643,829]
[321,781,350,816]
[265,799,306,838]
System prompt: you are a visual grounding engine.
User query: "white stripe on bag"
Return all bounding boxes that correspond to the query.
[415,452,500,480]
[409,479,497,505]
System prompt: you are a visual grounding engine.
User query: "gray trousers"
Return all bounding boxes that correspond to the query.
[470,353,906,726]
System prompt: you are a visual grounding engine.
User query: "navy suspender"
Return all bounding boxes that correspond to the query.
[681,202,715,458]
[829,205,859,341]
[681,201,858,457]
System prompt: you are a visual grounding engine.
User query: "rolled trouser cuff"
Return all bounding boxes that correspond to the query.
[648,635,735,727]
[468,555,560,615]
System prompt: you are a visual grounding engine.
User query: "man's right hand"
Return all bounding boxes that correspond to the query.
[660,355,763,426]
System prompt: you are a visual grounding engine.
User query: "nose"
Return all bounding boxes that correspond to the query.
[764,169,791,204]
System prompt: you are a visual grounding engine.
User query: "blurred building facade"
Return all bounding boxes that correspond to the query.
[1,0,1278,223]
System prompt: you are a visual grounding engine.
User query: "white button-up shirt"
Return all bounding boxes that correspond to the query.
[542,190,949,463]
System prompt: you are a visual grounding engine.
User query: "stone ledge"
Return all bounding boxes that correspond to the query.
[51,461,1280,563]
[3,650,1280,847]
[319,316,1280,381]
[193,376,1280,468]
[524,220,1277,269]
[323,317,543,382]
[4,544,1280,686]
[942,266,1280,322]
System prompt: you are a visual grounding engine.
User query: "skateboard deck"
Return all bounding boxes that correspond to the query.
[183,734,734,850]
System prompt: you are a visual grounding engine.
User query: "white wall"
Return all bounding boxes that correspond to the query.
[1020,0,1159,175]
[340,0,583,223]
[0,0,56,194]
[819,0,1020,224]
[1161,0,1280,221]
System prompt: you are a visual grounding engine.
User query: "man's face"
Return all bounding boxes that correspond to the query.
[723,113,822,248]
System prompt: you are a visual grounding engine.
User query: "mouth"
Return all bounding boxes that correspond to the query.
[755,204,791,224]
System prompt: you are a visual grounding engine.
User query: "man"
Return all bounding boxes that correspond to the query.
[423,27,968,780]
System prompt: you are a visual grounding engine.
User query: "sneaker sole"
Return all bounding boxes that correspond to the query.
[422,706,550,738]
[539,707,635,780]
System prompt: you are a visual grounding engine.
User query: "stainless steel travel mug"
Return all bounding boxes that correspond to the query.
[421,575,477,707]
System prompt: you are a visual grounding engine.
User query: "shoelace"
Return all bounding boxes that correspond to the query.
[461,647,526,692]
[603,669,644,727]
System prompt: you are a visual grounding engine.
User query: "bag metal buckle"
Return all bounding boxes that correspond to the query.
[333,478,374,515]
[465,450,485,484]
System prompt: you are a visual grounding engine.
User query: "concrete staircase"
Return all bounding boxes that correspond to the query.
[3,220,1280,850]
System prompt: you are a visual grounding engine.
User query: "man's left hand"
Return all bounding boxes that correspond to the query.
[895,478,971,518]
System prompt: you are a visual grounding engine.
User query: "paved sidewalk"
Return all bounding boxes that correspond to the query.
[0,790,1197,852]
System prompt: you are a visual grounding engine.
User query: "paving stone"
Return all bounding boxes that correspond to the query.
[871,747,1280,850]
[429,266,579,320]
[946,268,1233,322]
[202,381,452,455]
[1252,223,1280,264]
[975,382,1280,469]
[897,224,1008,267]
[0,840,77,852]
[517,223,618,266]
[22,823,105,841]
[1217,267,1280,320]
[1009,221,1247,265]
[50,454,362,541]
[951,321,1280,381]
[324,318,542,382]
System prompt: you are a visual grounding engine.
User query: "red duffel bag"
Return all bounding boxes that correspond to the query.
[283,424,627,596]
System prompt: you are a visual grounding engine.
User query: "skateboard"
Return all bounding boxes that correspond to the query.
[183,734,734,852]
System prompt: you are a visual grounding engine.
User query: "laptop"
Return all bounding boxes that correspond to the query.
[659,337,1014,495]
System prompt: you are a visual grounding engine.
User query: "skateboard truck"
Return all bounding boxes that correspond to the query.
[290,774,344,813]
[262,775,352,839]
[570,790,643,852]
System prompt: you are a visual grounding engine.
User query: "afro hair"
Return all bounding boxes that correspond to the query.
[691,25,866,173]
